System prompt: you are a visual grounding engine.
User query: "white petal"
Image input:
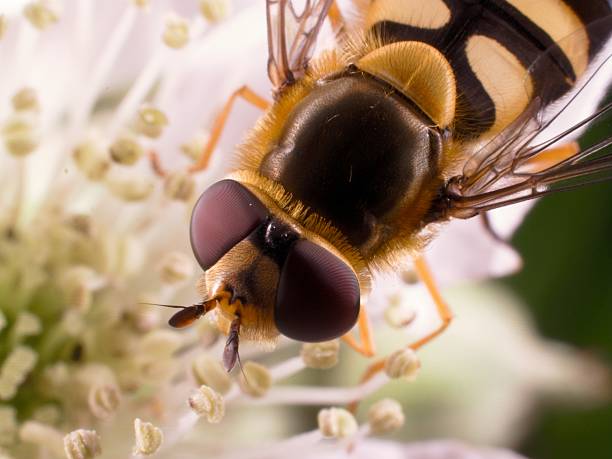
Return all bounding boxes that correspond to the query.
[426,218,523,285]
[155,3,269,175]
[311,439,528,459]
[2,0,30,16]
[533,36,612,145]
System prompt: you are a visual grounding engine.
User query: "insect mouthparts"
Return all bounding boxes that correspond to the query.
[223,315,242,372]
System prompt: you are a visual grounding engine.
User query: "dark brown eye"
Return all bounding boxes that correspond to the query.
[190,180,267,270]
[275,240,360,342]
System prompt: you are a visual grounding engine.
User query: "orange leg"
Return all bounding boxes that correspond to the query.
[348,256,452,412]
[341,305,376,357]
[407,256,453,350]
[148,150,167,178]
[328,1,346,37]
[479,211,508,244]
[523,141,580,173]
[189,85,271,173]
[477,142,580,257]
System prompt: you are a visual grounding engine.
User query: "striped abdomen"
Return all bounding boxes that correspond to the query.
[363,0,611,136]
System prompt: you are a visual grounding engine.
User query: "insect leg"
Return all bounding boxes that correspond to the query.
[407,256,453,350]
[341,305,376,357]
[479,212,508,244]
[356,258,450,392]
[346,257,452,412]
[346,357,386,413]
[328,1,346,38]
[522,141,580,173]
[189,86,271,173]
[148,149,167,177]
[476,141,581,238]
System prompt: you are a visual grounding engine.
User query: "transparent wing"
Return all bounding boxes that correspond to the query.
[266,0,333,91]
[437,18,612,220]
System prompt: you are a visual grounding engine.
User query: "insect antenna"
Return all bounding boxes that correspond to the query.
[139,302,192,309]
[141,299,217,328]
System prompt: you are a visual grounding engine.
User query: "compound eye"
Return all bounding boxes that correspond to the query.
[190,180,267,270]
[275,240,360,342]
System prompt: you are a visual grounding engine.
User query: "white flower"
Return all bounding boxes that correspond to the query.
[0,1,204,456]
[0,2,609,459]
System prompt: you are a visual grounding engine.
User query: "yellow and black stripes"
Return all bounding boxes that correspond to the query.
[522,0,611,61]
[364,0,611,136]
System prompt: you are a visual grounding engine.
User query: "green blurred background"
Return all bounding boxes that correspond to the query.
[506,114,612,459]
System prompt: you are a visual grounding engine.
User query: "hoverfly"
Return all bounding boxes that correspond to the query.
[159,0,612,373]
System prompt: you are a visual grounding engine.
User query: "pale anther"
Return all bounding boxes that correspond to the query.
[0,346,38,400]
[60,266,103,312]
[0,15,6,39]
[12,88,39,112]
[192,355,232,395]
[384,348,421,381]
[32,405,61,425]
[63,429,101,459]
[317,407,358,438]
[367,398,405,434]
[180,132,209,161]
[106,175,154,201]
[23,1,59,30]
[131,0,149,8]
[2,116,39,157]
[19,421,64,457]
[0,406,17,446]
[239,361,272,398]
[87,384,121,420]
[188,385,225,423]
[301,340,340,369]
[73,141,110,181]
[163,171,195,201]
[12,312,42,339]
[384,300,416,328]
[135,106,168,139]
[163,14,190,49]
[199,0,231,23]
[133,418,163,456]
[109,135,144,165]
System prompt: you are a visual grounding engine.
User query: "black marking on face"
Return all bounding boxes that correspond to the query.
[202,216,300,324]
[247,217,300,265]
[221,217,299,310]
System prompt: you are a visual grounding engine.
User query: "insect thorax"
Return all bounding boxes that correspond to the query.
[259,73,443,255]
